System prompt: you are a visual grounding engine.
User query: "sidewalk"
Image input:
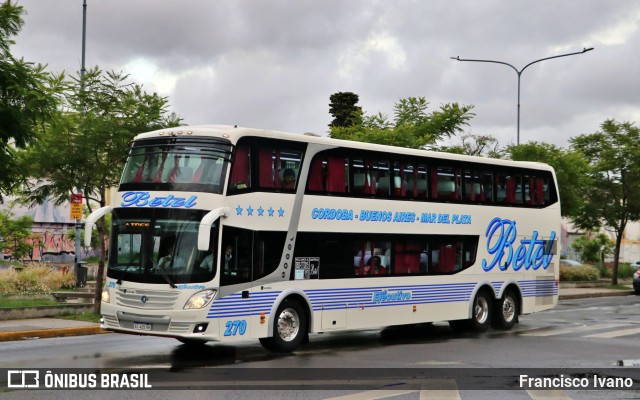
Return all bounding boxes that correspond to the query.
[0,286,635,342]
[558,286,635,300]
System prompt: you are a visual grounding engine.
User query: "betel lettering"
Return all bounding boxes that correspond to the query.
[120,191,197,208]
[482,217,556,272]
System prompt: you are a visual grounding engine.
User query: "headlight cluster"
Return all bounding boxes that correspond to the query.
[101,289,110,303]
[184,290,217,309]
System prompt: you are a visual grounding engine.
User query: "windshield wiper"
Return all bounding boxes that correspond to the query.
[117,265,136,285]
[155,262,177,289]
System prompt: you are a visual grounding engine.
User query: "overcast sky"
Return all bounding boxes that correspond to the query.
[11,0,640,148]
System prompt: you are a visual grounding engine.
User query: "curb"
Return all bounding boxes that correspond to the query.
[559,290,635,300]
[0,326,109,342]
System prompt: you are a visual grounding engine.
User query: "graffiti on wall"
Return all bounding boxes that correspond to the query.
[26,231,75,261]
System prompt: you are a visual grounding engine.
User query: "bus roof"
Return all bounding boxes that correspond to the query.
[133,124,554,172]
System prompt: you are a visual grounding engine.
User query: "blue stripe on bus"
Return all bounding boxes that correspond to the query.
[206,280,557,319]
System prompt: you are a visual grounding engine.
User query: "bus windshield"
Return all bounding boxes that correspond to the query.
[107,208,218,284]
[119,137,232,194]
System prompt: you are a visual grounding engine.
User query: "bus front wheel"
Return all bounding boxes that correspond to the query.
[260,299,307,352]
[470,290,492,331]
[449,290,493,332]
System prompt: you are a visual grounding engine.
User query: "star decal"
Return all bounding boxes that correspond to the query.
[237,205,283,217]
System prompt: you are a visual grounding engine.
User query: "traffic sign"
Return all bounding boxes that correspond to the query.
[70,193,83,220]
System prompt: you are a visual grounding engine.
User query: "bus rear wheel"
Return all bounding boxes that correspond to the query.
[260,299,307,352]
[492,290,518,330]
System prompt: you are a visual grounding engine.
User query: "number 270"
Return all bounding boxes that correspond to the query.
[224,320,247,336]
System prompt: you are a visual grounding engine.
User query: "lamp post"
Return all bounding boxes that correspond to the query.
[450,47,594,145]
[81,0,87,80]
[75,0,88,286]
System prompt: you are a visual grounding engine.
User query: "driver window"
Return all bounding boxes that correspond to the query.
[220,226,253,286]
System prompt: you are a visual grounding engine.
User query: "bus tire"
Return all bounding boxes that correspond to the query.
[448,319,471,332]
[469,290,492,331]
[260,299,307,352]
[492,289,518,330]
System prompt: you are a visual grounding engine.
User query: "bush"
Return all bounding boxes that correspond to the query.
[45,268,77,290]
[596,264,612,279]
[594,263,635,280]
[0,263,77,295]
[0,268,18,294]
[560,265,600,281]
[13,264,50,294]
[617,263,637,279]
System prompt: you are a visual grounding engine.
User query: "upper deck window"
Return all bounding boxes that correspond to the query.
[228,137,306,194]
[119,137,232,194]
[305,148,557,208]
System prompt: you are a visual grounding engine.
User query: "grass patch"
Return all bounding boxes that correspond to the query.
[0,297,60,308]
[57,311,101,323]
[604,284,633,290]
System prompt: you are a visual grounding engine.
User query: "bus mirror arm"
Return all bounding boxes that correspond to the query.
[198,207,230,251]
[84,206,113,247]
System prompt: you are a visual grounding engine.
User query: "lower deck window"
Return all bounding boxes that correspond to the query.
[293,233,478,279]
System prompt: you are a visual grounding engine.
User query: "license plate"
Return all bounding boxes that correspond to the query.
[133,322,152,331]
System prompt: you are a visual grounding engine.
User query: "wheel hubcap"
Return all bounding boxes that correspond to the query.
[474,297,489,324]
[277,308,300,342]
[502,296,515,322]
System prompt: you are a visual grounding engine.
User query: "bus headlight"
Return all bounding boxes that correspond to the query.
[184,290,216,310]
[101,289,110,303]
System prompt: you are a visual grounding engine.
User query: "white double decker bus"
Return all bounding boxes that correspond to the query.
[86,125,560,351]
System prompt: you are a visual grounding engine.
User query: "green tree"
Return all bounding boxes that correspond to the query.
[441,133,503,158]
[571,233,614,265]
[0,210,33,261]
[569,119,640,285]
[0,1,61,199]
[507,142,588,218]
[20,67,181,310]
[330,96,474,149]
[328,92,362,128]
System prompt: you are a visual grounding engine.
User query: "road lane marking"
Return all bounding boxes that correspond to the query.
[323,390,416,400]
[526,389,572,399]
[584,326,640,338]
[419,379,460,400]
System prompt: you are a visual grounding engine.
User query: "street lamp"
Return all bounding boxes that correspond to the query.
[450,47,594,145]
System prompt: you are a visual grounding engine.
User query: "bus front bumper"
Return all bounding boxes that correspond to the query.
[99,302,220,342]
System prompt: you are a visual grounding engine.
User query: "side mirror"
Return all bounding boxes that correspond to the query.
[84,206,113,247]
[197,207,229,251]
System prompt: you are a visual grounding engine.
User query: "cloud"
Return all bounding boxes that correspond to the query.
[10,0,640,148]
